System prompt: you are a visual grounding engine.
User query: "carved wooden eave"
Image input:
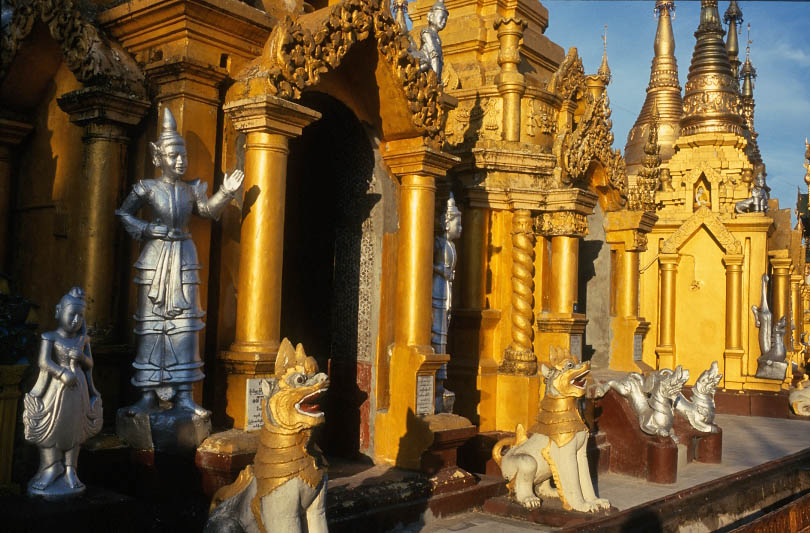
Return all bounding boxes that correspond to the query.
[0,0,146,97]
[228,0,447,148]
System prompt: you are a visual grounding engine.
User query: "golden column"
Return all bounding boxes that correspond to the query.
[535,190,595,367]
[656,253,680,369]
[375,137,458,468]
[769,252,792,350]
[604,210,656,372]
[0,118,33,269]
[791,272,803,350]
[723,254,745,388]
[222,95,321,429]
[494,17,527,143]
[56,88,150,339]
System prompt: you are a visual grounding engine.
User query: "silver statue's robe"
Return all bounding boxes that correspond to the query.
[23,287,102,499]
[117,178,233,389]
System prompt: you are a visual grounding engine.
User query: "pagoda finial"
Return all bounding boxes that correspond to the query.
[624,0,682,170]
[724,0,743,80]
[741,23,756,99]
[680,0,743,137]
[598,24,611,84]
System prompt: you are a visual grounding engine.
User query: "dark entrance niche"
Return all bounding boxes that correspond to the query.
[281,92,379,458]
[578,203,610,367]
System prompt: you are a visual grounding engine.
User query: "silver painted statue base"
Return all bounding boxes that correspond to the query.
[28,477,86,501]
[116,406,211,451]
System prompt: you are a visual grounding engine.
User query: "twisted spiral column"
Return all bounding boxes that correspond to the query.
[501,209,537,375]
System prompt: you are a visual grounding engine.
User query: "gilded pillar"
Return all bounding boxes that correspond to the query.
[791,272,803,351]
[534,193,594,367]
[494,17,527,142]
[56,87,150,339]
[770,253,792,349]
[656,253,680,369]
[604,210,656,372]
[0,118,33,270]
[549,235,579,315]
[375,137,458,468]
[723,254,744,388]
[222,95,321,429]
[499,209,537,374]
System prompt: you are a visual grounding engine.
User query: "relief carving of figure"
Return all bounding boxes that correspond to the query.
[116,109,244,417]
[409,0,448,80]
[432,194,461,413]
[23,287,102,498]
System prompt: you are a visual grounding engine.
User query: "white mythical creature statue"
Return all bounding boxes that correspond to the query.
[492,347,610,513]
[608,366,689,442]
[675,361,722,433]
[205,339,329,533]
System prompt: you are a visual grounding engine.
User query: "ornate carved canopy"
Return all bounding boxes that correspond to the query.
[0,0,145,97]
[253,0,446,145]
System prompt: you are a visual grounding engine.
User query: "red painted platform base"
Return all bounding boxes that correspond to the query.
[594,389,722,484]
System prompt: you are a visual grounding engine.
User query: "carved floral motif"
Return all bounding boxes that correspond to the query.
[553,90,628,203]
[263,0,446,145]
[534,211,588,238]
[0,0,145,96]
[547,47,585,103]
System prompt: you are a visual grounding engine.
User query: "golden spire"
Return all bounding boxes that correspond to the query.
[681,0,743,137]
[598,25,611,84]
[724,0,743,80]
[624,0,682,170]
[740,24,760,163]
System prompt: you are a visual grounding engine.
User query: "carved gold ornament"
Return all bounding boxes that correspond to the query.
[262,0,446,146]
[0,0,145,96]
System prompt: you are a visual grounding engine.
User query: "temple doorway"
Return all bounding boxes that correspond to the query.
[578,203,611,367]
[281,92,387,458]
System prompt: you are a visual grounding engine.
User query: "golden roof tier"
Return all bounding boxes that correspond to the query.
[625,1,682,174]
[680,0,743,137]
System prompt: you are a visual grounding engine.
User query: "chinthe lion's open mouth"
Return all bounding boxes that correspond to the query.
[295,388,328,417]
[570,369,590,390]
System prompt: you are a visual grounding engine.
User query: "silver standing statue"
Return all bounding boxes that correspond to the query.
[410,0,448,80]
[432,194,461,413]
[116,108,244,417]
[23,287,102,499]
[751,273,789,380]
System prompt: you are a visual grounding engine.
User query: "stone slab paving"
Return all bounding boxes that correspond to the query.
[392,414,810,532]
[598,413,810,510]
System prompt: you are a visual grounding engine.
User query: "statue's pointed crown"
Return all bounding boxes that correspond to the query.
[158,108,184,146]
[446,193,461,217]
[430,0,447,15]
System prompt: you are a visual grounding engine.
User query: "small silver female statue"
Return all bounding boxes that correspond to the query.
[116,108,244,417]
[23,287,102,499]
[432,194,461,413]
[410,0,448,80]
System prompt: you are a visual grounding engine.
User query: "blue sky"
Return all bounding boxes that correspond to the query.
[544,1,810,213]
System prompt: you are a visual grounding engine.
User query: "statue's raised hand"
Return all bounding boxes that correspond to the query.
[222,169,244,196]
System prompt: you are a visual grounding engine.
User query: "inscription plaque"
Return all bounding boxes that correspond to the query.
[570,335,582,359]
[416,374,435,416]
[633,333,643,361]
[245,378,266,431]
